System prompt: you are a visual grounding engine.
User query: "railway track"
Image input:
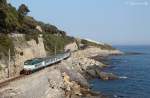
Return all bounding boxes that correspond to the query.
[0,64,55,88]
[0,62,59,88]
[0,75,25,88]
[0,52,71,88]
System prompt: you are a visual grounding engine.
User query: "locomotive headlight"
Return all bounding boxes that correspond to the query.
[24,65,35,70]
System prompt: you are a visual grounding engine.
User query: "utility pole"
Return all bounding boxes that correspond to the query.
[54,45,56,55]
[8,48,11,78]
[54,37,57,55]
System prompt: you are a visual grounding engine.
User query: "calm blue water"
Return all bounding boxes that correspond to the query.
[90,46,150,98]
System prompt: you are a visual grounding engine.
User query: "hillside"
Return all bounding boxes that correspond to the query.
[0,1,124,98]
[0,0,75,54]
[79,39,116,50]
[0,0,120,81]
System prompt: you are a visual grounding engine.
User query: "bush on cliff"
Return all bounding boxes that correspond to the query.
[0,65,2,70]
[43,33,74,55]
[0,2,21,33]
[0,1,75,56]
[24,33,39,44]
[0,34,14,58]
[0,1,61,35]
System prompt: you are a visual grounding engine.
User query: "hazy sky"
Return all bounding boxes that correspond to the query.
[9,0,150,45]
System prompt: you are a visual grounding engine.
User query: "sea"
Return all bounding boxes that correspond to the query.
[90,45,150,98]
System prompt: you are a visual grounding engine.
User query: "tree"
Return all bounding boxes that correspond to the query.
[0,2,21,33]
[18,4,30,16]
[59,31,66,37]
[0,11,6,32]
[0,0,7,4]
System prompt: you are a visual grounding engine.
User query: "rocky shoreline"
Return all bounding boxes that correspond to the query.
[0,47,122,98]
[52,47,122,98]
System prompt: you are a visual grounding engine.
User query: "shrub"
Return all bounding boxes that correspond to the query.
[24,33,39,44]
[0,34,15,57]
[0,65,2,70]
[43,33,74,55]
[0,3,21,33]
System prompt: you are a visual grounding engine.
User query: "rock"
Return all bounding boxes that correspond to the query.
[62,72,107,98]
[0,42,122,98]
[45,69,65,98]
[36,25,43,32]
[64,42,78,52]
[58,64,90,88]
[86,69,97,78]
[95,69,119,80]
[45,89,65,98]
[47,70,64,89]
[74,47,123,57]
[83,65,103,79]
[62,72,82,97]
[124,52,144,55]
[0,88,23,98]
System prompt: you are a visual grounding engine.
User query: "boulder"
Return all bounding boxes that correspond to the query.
[44,69,65,98]
[86,69,97,78]
[62,72,107,98]
[64,42,78,52]
[95,69,118,80]
[58,64,90,88]
[84,65,103,79]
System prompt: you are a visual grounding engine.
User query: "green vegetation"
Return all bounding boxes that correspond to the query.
[81,39,115,50]
[0,65,2,70]
[0,34,14,59]
[37,21,67,36]
[43,33,74,55]
[24,32,39,44]
[0,0,67,35]
[0,0,115,56]
[18,4,30,16]
[0,0,75,54]
[0,0,7,4]
[0,1,21,33]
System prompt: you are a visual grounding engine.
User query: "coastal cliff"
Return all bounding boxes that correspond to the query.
[0,42,122,98]
[0,34,47,81]
[0,1,123,97]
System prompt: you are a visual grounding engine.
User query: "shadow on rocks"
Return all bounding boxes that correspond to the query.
[85,65,119,81]
[58,64,90,88]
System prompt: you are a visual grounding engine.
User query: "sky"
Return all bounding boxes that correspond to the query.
[9,0,150,45]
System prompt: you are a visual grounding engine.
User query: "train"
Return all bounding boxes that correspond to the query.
[21,52,71,75]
